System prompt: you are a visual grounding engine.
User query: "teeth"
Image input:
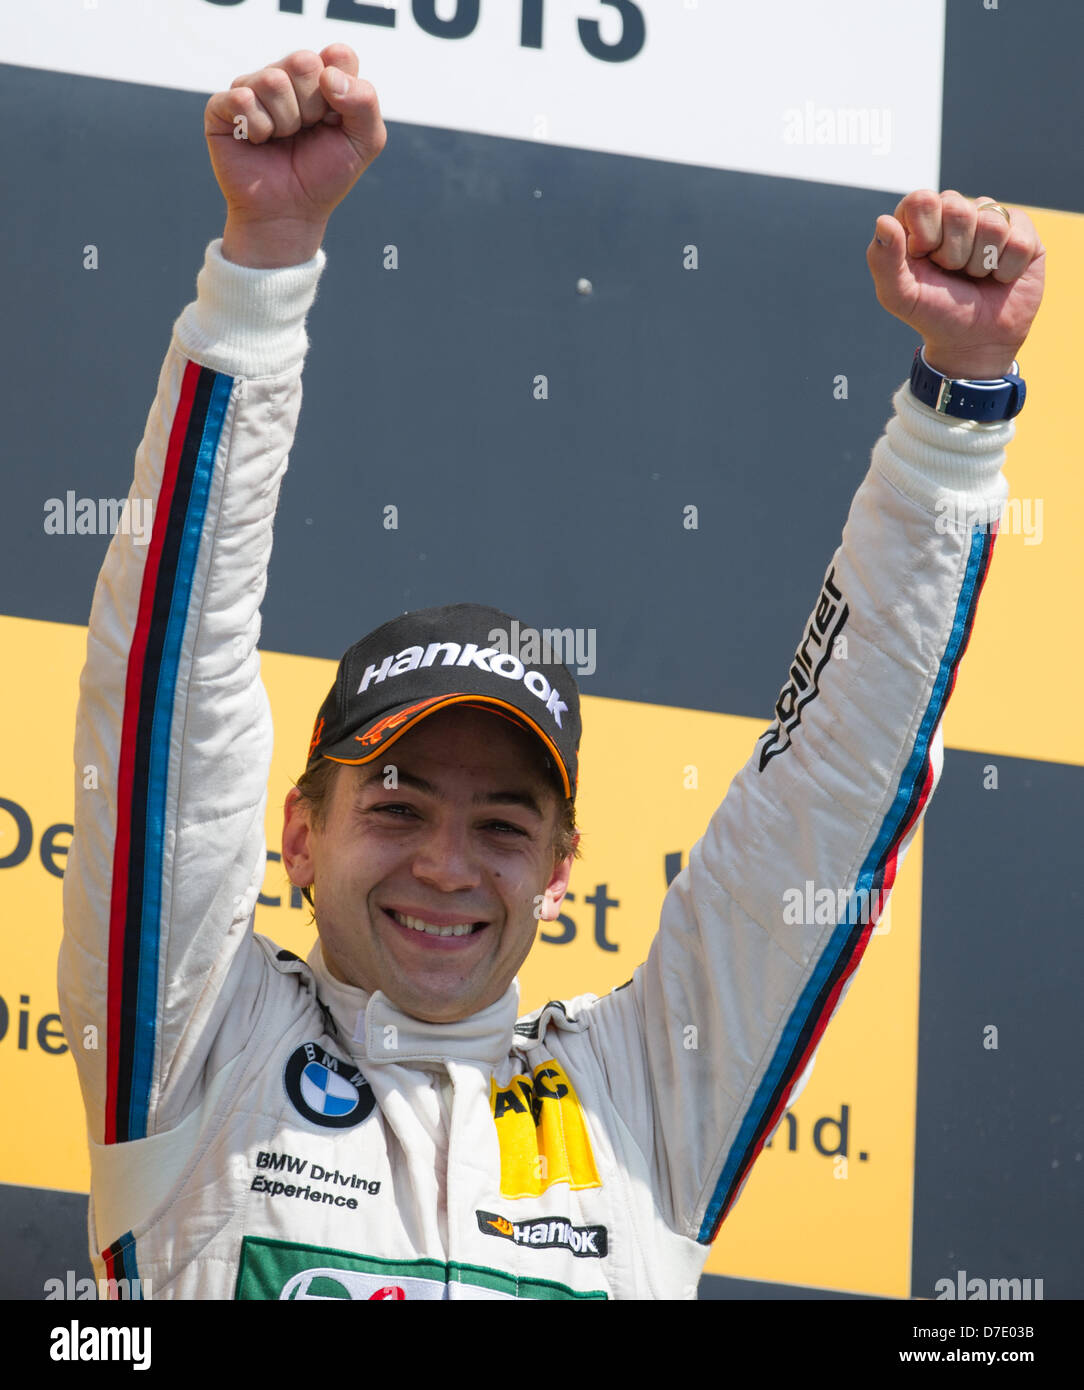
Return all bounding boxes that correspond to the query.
[392,912,476,938]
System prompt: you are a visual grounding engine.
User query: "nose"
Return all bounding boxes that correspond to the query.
[410,815,482,895]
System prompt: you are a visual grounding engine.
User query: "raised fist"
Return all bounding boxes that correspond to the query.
[204,45,386,264]
[867,189,1046,380]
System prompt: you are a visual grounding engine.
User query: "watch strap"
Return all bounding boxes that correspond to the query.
[909,346,1026,422]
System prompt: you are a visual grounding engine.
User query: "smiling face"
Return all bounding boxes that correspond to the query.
[281,706,576,1024]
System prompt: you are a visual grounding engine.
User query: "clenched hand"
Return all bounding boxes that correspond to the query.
[867,189,1046,380]
[205,45,386,268]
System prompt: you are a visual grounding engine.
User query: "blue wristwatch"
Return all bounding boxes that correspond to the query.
[909,346,1026,422]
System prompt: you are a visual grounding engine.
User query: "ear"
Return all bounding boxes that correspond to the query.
[282,787,316,890]
[536,833,578,922]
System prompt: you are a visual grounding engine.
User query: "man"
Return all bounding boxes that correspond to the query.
[59,44,1045,1300]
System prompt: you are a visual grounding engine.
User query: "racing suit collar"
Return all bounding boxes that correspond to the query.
[306,941,519,1068]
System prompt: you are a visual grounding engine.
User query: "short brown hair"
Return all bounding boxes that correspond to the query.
[291,757,580,909]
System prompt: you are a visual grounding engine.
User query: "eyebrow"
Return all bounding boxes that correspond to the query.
[357,768,545,819]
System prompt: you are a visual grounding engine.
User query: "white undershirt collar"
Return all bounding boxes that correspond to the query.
[306,941,519,1069]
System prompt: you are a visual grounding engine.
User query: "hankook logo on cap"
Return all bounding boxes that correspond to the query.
[357,642,569,728]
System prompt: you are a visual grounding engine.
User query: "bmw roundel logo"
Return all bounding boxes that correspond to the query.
[283,1043,376,1129]
[300,1061,358,1116]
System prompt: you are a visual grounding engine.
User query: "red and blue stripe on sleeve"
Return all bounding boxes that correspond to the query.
[699,522,997,1242]
[104,361,234,1145]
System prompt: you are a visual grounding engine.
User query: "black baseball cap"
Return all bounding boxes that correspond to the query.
[306,603,581,798]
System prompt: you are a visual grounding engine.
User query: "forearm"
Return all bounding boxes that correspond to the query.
[221,213,329,270]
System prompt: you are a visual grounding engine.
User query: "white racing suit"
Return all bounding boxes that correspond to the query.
[59,240,1014,1300]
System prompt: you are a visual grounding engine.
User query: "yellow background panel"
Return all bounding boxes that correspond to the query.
[0,615,93,1194]
[943,203,1084,768]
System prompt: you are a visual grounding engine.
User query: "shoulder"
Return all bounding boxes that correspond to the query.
[512,981,634,1045]
[250,935,336,1032]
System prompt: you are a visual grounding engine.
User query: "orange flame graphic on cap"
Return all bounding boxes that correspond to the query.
[355,697,445,747]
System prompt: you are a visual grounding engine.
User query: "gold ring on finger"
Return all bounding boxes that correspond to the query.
[977,201,1012,227]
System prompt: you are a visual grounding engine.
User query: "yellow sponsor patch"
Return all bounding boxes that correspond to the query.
[490,1061,601,1198]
